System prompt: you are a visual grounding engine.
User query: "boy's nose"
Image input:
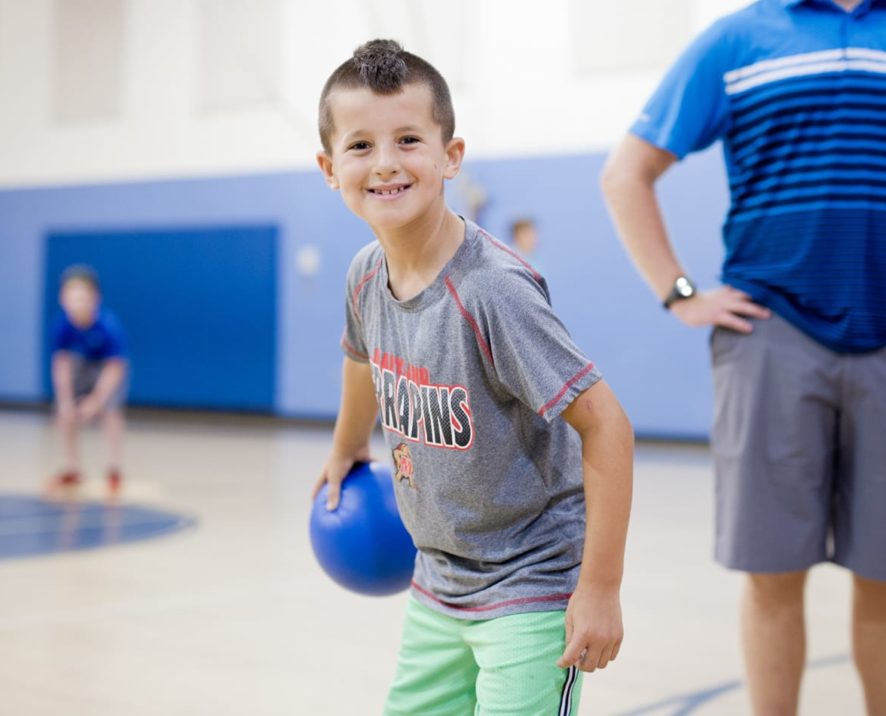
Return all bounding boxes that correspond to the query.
[373,146,400,179]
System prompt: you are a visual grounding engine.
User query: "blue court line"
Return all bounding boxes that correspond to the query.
[616,653,851,715]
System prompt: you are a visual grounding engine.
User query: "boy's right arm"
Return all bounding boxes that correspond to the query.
[312,357,379,511]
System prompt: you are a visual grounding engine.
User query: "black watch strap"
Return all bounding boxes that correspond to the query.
[662,275,696,309]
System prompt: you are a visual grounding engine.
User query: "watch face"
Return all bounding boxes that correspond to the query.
[676,277,694,297]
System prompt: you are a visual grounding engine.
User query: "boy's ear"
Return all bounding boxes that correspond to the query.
[316,151,339,190]
[443,137,466,180]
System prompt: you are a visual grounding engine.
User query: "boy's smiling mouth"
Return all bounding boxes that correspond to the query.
[367,183,412,198]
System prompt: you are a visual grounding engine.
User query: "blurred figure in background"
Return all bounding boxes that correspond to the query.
[509,217,539,261]
[49,265,129,495]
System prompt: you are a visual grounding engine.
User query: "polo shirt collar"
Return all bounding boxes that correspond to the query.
[782,0,884,8]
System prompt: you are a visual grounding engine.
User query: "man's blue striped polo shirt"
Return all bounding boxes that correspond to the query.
[632,0,886,353]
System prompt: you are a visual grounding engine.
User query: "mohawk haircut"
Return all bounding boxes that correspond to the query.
[318,39,455,154]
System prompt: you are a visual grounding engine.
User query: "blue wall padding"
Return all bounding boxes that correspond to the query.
[0,148,728,438]
[450,152,727,440]
[43,226,277,411]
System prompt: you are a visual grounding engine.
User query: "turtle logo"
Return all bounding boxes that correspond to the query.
[392,442,415,488]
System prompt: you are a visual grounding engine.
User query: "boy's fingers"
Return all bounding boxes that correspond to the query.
[325,481,342,511]
[310,475,326,501]
[556,633,586,668]
[595,643,615,670]
[556,615,575,667]
[581,644,605,672]
[564,615,573,643]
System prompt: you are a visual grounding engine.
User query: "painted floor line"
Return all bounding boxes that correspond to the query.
[616,653,851,715]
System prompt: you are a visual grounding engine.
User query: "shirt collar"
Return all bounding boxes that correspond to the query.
[782,0,883,8]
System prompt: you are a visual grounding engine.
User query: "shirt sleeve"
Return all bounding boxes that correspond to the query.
[102,311,127,358]
[341,292,369,363]
[630,19,733,159]
[51,315,73,353]
[485,271,602,423]
[340,249,377,363]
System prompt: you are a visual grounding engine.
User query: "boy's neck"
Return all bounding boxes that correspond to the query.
[71,311,99,329]
[376,204,465,302]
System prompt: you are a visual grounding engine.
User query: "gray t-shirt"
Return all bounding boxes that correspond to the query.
[342,219,602,619]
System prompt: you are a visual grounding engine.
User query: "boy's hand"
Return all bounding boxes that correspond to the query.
[557,584,623,673]
[76,394,103,422]
[312,448,372,512]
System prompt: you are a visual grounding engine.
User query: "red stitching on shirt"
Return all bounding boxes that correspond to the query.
[477,227,543,282]
[444,276,494,367]
[351,257,384,322]
[411,580,572,613]
[538,362,597,418]
[341,335,369,361]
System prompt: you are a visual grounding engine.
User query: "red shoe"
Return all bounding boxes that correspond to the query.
[48,470,82,491]
[107,469,123,495]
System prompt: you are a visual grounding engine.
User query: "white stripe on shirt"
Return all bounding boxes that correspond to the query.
[726,57,886,95]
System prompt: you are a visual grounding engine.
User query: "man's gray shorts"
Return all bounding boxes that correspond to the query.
[710,313,886,581]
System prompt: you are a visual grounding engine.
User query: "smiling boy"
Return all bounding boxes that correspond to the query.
[313,39,633,715]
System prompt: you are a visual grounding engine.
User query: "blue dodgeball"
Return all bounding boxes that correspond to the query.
[310,461,416,596]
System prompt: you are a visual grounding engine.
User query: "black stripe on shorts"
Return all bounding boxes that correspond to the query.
[558,665,578,715]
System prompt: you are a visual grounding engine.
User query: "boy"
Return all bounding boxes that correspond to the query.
[314,40,633,715]
[510,217,539,260]
[50,265,129,495]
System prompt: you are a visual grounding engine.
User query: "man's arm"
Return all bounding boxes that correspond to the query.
[558,379,633,672]
[313,357,379,510]
[601,134,769,332]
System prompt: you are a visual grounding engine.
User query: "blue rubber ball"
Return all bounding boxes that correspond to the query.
[310,461,417,596]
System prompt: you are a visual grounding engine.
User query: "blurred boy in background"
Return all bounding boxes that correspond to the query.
[509,217,539,260]
[50,265,128,495]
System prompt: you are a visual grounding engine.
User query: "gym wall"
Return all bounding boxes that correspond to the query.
[0,0,742,438]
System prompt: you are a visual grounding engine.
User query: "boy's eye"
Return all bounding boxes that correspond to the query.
[400,136,420,145]
[348,141,370,151]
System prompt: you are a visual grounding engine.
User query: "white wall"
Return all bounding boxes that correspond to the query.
[0,0,750,188]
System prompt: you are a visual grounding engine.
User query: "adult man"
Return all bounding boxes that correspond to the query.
[602,1,886,713]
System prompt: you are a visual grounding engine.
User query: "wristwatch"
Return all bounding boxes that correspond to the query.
[662,275,696,309]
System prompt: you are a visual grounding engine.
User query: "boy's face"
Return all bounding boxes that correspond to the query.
[513,224,538,255]
[60,279,99,328]
[317,83,464,232]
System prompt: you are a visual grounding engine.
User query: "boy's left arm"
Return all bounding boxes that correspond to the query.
[559,379,634,673]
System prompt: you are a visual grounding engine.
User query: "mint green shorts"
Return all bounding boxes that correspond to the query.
[384,596,583,716]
